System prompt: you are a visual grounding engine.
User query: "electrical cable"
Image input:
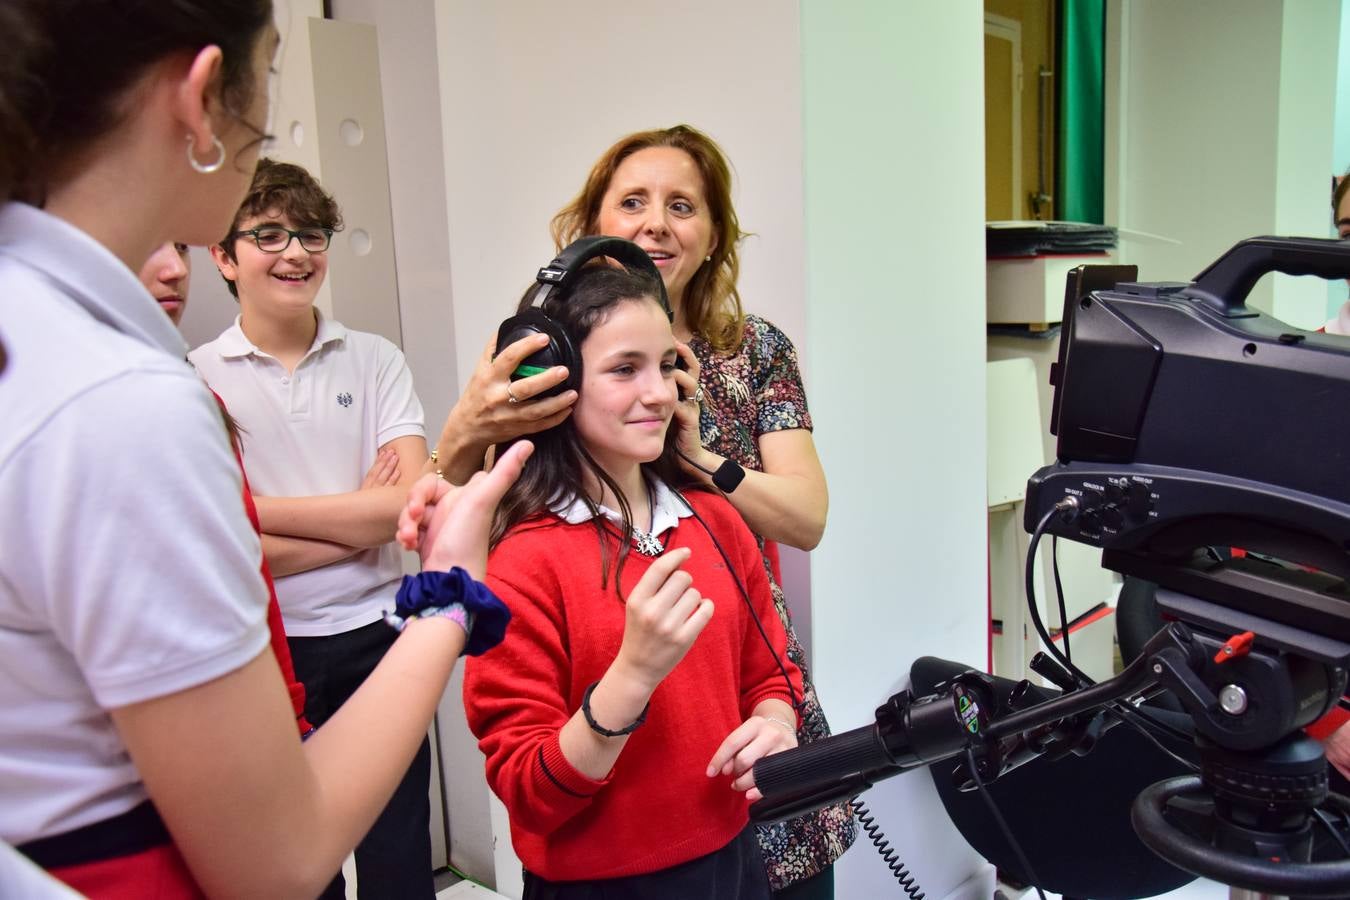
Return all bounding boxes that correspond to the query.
[965,745,1047,900]
[1119,706,1197,750]
[674,490,801,713]
[677,448,716,478]
[1109,706,1200,772]
[674,489,931,893]
[1025,506,1095,687]
[850,799,926,899]
[1051,535,1071,666]
[1314,807,1350,858]
[1052,533,1197,750]
[441,863,492,892]
[1032,507,1201,761]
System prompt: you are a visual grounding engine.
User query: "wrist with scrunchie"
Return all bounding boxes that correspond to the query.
[383,566,511,656]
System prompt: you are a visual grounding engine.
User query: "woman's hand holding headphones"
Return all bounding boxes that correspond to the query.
[672,342,732,484]
[440,334,578,446]
[611,547,715,694]
[706,702,799,800]
[671,341,707,458]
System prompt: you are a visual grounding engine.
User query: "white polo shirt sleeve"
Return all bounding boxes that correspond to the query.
[373,336,426,448]
[5,369,270,709]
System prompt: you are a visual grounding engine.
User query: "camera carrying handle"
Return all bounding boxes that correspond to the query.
[1177,236,1350,317]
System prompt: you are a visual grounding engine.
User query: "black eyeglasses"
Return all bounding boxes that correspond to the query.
[233,226,334,254]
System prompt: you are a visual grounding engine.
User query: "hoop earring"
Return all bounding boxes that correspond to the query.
[186,134,226,174]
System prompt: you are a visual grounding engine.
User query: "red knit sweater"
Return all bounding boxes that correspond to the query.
[464,489,802,882]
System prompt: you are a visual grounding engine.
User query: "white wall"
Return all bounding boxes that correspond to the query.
[1105,0,1340,327]
[1276,0,1343,325]
[432,1,807,386]
[801,3,991,897]
[1340,0,1350,175]
[1331,0,1350,316]
[330,0,461,459]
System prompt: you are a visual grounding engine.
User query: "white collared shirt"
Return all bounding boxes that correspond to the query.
[190,312,426,635]
[0,202,270,843]
[552,477,694,540]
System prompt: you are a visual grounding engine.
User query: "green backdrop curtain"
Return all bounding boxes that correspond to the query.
[1058,0,1105,223]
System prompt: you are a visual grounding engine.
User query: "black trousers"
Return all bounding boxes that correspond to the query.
[523,824,771,900]
[289,619,434,900]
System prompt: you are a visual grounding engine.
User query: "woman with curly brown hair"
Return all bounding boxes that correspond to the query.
[551,125,855,900]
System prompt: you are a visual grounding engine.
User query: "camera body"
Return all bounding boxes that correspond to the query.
[1027,239,1350,599]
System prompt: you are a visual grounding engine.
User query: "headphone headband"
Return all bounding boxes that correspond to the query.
[532,236,672,322]
[497,236,673,399]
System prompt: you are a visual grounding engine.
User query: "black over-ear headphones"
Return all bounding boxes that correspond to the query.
[495,236,671,399]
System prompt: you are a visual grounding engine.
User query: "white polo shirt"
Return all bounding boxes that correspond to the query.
[0,202,271,844]
[0,842,81,898]
[190,313,426,636]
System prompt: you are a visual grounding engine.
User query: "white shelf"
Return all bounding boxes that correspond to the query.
[987,254,1110,325]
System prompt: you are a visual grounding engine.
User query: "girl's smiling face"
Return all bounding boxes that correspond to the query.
[571,297,680,477]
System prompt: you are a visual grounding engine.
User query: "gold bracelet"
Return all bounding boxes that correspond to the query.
[763,714,796,734]
[429,448,445,480]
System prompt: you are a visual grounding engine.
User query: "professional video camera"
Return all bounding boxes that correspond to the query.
[751,237,1350,897]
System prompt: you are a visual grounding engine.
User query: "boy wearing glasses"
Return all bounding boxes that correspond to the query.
[190,159,434,900]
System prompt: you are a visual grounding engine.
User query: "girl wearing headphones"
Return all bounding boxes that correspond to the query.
[442,125,852,899]
[556,125,854,899]
[463,262,802,899]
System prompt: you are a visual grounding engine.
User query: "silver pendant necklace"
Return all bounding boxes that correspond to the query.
[632,528,665,557]
[631,485,664,556]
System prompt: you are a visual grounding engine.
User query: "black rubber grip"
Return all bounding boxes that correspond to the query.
[753,724,893,799]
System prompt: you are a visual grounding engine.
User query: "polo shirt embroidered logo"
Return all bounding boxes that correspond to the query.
[337,392,353,408]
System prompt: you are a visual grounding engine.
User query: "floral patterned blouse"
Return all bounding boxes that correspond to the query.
[691,314,814,471]
[690,314,857,891]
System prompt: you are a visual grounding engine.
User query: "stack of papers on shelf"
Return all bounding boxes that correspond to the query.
[987,220,1118,257]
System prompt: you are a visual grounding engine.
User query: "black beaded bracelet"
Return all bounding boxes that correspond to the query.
[581,681,649,737]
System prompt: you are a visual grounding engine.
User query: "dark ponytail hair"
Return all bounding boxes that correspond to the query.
[490,265,704,596]
[0,0,273,203]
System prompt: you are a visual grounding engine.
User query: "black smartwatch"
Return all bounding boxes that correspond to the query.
[711,458,745,493]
